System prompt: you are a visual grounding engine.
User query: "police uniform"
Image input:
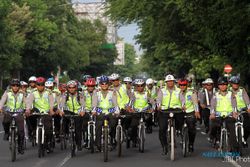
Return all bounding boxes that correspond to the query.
[92,89,119,150]
[60,91,88,148]
[26,88,54,151]
[210,90,238,151]
[157,86,184,153]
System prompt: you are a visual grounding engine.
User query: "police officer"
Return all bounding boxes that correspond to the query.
[210,77,238,152]
[27,76,37,95]
[59,80,87,151]
[129,79,153,147]
[229,75,250,147]
[110,73,130,112]
[0,79,26,154]
[26,77,55,153]
[200,78,215,134]
[179,79,200,152]
[156,74,184,155]
[92,75,119,151]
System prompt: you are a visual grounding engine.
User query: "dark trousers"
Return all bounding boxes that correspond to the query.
[210,117,237,151]
[202,108,210,130]
[95,114,117,148]
[158,111,184,147]
[185,112,197,145]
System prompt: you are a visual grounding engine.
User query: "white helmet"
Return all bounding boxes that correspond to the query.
[67,80,77,87]
[109,73,120,80]
[134,79,145,85]
[29,76,37,82]
[146,78,154,85]
[20,81,28,86]
[45,81,54,87]
[165,74,175,81]
[205,78,214,84]
[123,77,132,82]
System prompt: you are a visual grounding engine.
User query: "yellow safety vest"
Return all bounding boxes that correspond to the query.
[161,88,181,110]
[215,91,233,116]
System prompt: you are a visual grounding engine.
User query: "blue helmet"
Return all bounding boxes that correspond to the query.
[99,75,109,84]
[229,76,240,84]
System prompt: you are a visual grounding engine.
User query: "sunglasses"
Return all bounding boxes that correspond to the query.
[68,86,76,89]
[101,83,108,85]
[124,82,131,85]
[136,85,144,87]
[11,84,20,87]
[206,84,213,86]
[37,83,45,86]
[87,85,95,87]
[179,84,187,86]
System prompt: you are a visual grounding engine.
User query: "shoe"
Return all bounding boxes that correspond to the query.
[77,145,82,151]
[188,144,194,152]
[18,145,24,154]
[132,141,137,148]
[243,142,248,148]
[161,146,168,155]
[3,133,9,141]
[205,127,209,134]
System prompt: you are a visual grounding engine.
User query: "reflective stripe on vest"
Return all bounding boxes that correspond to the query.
[235,89,246,110]
[66,95,81,113]
[117,85,129,109]
[33,90,50,113]
[215,91,233,116]
[185,90,194,113]
[6,92,24,110]
[161,88,181,110]
[97,91,113,114]
[134,91,149,110]
[84,91,92,111]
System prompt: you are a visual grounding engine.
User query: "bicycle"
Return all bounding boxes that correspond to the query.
[6,109,24,162]
[87,114,96,153]
[235,110,247,156]
[59,116,67,150]
[116,115,126,157]
[134,107,150,153]
[162,108,182,161]
[96,107,116,162]
[64,112,79,157]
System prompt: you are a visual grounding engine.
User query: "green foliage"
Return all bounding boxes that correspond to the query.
[0,0,117,86]
[106,0,250,87]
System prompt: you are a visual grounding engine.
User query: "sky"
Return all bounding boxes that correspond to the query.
[72,0,142,55]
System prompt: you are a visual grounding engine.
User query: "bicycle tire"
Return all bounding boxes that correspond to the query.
[220,130,228,155]
[38,128,43,158]
[237,126,243,156]
[90,125,94,154]
[170,126,175,161]
[139,125,145,153]
[117,126,122,157]
[70,131,76,157]
[103,127,108,162]
[182,127,189,157]
[10,129,16,162]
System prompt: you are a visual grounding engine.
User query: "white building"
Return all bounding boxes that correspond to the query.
[72,2,125,65]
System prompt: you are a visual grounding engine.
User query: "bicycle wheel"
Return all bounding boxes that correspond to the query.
[117,126,122,157]
[220,131,228,156]
[139,125,145,153]
[70,131,76,157]
[237,126,243,156]
[182,127,189,157]
[170,126,175,161]
[90,125,94,154]
[10,129,16,162]
[38,128,43,158]
[103,127,108,162]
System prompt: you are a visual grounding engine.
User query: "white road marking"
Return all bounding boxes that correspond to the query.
[0,131,4,134]
[229,160,241,167]
[57,154,71,167]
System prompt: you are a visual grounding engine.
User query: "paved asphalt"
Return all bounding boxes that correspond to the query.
[0,115,249,167]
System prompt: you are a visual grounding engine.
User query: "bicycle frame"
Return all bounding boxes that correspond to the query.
[88,114,96,146]
[235,111,246,144]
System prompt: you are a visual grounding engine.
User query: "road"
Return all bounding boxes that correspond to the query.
[0,115,249,167]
